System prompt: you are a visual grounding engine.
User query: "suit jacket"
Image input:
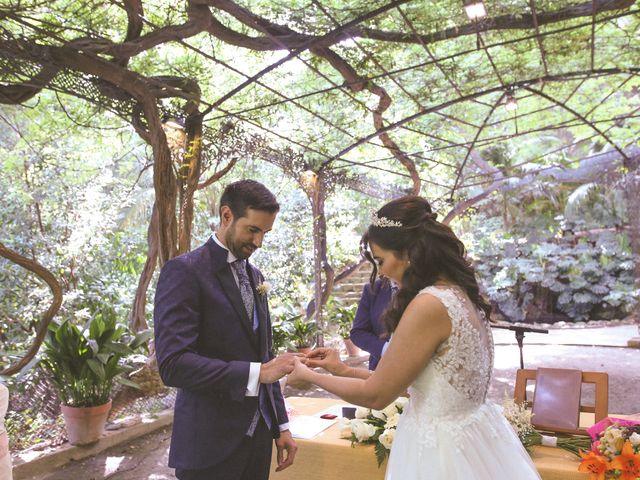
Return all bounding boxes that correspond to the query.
[154,238,287,470]
[349,279,392,370]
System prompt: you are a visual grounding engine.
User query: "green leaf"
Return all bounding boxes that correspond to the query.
[116,377,142,389]
[87,358,106,380]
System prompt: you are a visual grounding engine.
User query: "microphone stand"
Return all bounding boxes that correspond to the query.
[491,324,549,369]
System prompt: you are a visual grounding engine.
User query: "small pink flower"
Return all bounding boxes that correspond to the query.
[587,417,640,442]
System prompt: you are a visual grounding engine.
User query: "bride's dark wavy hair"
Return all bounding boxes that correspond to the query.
[360,195,492,334]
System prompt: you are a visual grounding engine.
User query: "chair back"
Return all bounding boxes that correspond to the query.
[514,368,608,435]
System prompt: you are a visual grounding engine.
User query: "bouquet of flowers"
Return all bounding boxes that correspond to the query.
[578,417,640,479]
[502,396,591,456]
[338,397,408,467]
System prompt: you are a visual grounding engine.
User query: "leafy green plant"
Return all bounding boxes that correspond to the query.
[469,226,638,323]
[327,300,358,339]
[283,315,319,350]
[40,310,152,407]
[271,318,289,353]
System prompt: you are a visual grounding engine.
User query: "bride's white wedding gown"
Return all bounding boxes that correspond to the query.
[385,286,541,480]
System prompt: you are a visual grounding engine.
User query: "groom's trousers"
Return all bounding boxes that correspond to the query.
[174,417,273,480]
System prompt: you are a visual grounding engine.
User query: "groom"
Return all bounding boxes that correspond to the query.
[154,179,299,480]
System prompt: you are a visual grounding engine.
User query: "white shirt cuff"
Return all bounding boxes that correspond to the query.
[245,362,261,396]
[381,341,390,357]
[279,423,290,432]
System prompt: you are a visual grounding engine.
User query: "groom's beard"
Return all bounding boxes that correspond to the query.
[224,229,256,260]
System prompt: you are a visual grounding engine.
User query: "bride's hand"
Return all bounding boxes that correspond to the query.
[306,347,349,376]
[287,356,312,385]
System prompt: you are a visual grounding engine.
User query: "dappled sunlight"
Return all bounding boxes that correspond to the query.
[104,455,125,476]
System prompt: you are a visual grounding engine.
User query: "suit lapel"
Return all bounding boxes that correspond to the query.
[212,250,259,353]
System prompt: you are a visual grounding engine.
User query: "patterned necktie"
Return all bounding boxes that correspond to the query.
[231,260,255,321]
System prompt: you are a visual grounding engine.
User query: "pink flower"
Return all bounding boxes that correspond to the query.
[587,417,640,442]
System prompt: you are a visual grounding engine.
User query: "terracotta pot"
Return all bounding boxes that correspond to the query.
[295,346,313,355]
[288,346,312,355]
[343,338,360,357]
[61,400,112,445]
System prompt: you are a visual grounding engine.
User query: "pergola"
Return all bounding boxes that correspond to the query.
[1,0,639,363]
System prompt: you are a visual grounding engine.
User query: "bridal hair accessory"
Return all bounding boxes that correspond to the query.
[371,210,402,228]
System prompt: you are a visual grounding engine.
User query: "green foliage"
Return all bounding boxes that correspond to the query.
[4,407,64,451]
[270,318,290,354]
[271,306,319,349]
[468,222,638,322]
[325,297,358,338]
[40,311,152,407]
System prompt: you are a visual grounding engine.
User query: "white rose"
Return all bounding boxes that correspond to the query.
[351,419,376,442]
[371,409,386,421]
[378,428,395,450]
[382,403,398,419]
[394,397,409,411]
[385,412,400,428]
[355,407,370,419]
[629,432,640,447]
[338,418,352,439]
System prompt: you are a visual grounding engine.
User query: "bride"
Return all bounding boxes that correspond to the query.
[288,195,541,479]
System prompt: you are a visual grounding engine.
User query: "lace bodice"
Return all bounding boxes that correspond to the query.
[400,286,497,449]
[426,286,494,404]
[384,287,540,479]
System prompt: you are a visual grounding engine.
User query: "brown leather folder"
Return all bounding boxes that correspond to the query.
[531,367,582,431]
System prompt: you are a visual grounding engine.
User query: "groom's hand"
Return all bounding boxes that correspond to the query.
[259,353,306,384]
[274,430,297,472]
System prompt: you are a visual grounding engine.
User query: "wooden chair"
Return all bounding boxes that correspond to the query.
[514,368,609,435]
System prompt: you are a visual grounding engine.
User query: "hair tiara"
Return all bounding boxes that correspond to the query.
[370,210,402,228]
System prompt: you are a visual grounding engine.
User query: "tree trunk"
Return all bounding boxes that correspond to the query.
[306,172,335,347]
[177,112,204,255]
[0,242,63,375]
[142,98,178,266]
[130,204,159,332]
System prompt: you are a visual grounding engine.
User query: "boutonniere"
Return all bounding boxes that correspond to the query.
[256,281,272,297]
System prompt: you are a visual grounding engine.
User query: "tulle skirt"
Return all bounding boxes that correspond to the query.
[385,403,541,480]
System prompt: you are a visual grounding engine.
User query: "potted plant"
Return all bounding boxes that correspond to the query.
[271,318,289,354]
[283,315,319,355]
[40,309,151,445]
[332,303,360,357]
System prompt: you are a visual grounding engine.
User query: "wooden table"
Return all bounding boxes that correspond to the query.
[269,397,592,480]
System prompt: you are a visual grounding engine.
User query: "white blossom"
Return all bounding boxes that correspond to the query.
[338,418,352,439]
[378,429,395,450]
[385,412,400,429]
[351,419,376,442]
[382,403,399,419]
[371,409,386,421]
[355,407,370,419]
[394,397,409,410]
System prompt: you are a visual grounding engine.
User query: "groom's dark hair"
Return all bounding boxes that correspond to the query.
[219,179,280,219]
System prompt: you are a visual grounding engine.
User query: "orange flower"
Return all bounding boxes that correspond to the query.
[578,450,609,480]
[609,441,640,480]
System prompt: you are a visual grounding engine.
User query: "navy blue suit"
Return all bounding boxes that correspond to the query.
[349,279,393,370]
[153,238,287,474]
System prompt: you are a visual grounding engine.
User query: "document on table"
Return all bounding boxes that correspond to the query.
[288,402,360,439]
[289,415,336,439]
